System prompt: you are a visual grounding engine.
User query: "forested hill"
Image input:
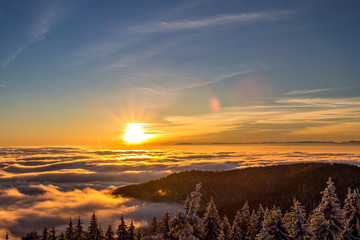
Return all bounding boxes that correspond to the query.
[111,163,360,219]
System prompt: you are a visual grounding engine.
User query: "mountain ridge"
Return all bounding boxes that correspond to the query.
[111,163,360,219]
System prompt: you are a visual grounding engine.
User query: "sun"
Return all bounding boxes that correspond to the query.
[123,123,152,144]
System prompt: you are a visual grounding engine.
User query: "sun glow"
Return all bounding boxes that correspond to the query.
[123,123,152,144]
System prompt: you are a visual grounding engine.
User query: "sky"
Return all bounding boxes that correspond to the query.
[1,0,360,146]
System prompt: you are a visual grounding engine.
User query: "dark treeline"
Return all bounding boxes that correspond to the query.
[111,163,360,217]
[21,178,360,240]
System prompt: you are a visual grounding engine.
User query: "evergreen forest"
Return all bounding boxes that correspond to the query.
[20,166,360,240]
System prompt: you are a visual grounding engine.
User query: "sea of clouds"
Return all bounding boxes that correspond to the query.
[0,145,359,238]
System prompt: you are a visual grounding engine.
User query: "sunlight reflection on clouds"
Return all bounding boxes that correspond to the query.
[0,146,359,238]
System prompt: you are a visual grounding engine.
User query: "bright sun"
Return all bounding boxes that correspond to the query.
[123,123,152,144]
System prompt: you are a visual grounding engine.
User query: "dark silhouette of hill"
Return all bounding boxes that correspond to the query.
[111,163,360,219]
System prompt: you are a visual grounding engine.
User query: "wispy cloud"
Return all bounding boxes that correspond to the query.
[0,84,6,87]
[131,11,291,33]
[1,2,65,67]
[275,97,360,107]
[155,96,360,142]
[1,45,29,67]
[284,87,351,95]
[65,41,124,68]
[291,122,360,136]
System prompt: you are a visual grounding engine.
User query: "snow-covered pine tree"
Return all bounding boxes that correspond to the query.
[247,205,266,240]
[117,215,128,240]
[150,216,159,236]
[221,215,232,240]
[41,225,49,240]
[65,217,74,240]
[169,183,204,240]
[247,210,257,240]
[169,210,186,238]
[309,177,345,240]
[189,183,202,216]
[141,235,165,240]
[59,232,66,240]
[256,207,290,240]
[256,207,272,240]
[192,221,205,240]
[239,201,251,239]
[105,225,115,240]
[285,199,312,240]
[270,208,290,240]
[128,220,135,240]
[188,183,204,240]
[203,197,221,240]
[184,196,191,215]
[136,230,143,240]
[50,225,56,240]
[217,230,225,240]
[342,188,360,239]
[159,210,171,238]
[231,210,242,240]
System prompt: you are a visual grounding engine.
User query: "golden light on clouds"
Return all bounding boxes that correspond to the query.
[123,123,153,144]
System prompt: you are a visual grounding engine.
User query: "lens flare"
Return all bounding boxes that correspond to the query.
[210,98,221,112]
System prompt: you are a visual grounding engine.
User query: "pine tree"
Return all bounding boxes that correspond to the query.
[231,210,242,240]
[169,183,204,240]
[159,210,171,238]
[218,230,225,240]
[128,221,135,240]
[221,215,232,240]
[203,197,221,240]
[169,210,186,239]
[256,207,290,240]
[188,183,204,240]
[309,177,345,240]
[247,205,265,240]
[184,196,191,215]
[135,230,143,240]
[74,217,84,240]
[23,230,39,240]
[87,213,99,240]
[285,199,312,240]
[65,217,74,240]
[247,210,258,240]
[189,183,202,216]
[97,225,104,240]
[150,216,159,236]
[5,232,9,240]
[141,236,165,240]
[50,225,56,240]
[58,233,66,240]
[41,226,49,240]
[105,225,115,240]
[342,188,360,239]
[239,201,251,239]
[116,216,128,240]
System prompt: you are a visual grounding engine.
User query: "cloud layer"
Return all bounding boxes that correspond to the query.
[1,145,360,238]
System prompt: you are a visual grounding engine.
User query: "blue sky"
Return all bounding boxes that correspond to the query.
[0,0,359,146]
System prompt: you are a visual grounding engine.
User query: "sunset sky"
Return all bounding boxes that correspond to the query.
[1,0,359,146]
